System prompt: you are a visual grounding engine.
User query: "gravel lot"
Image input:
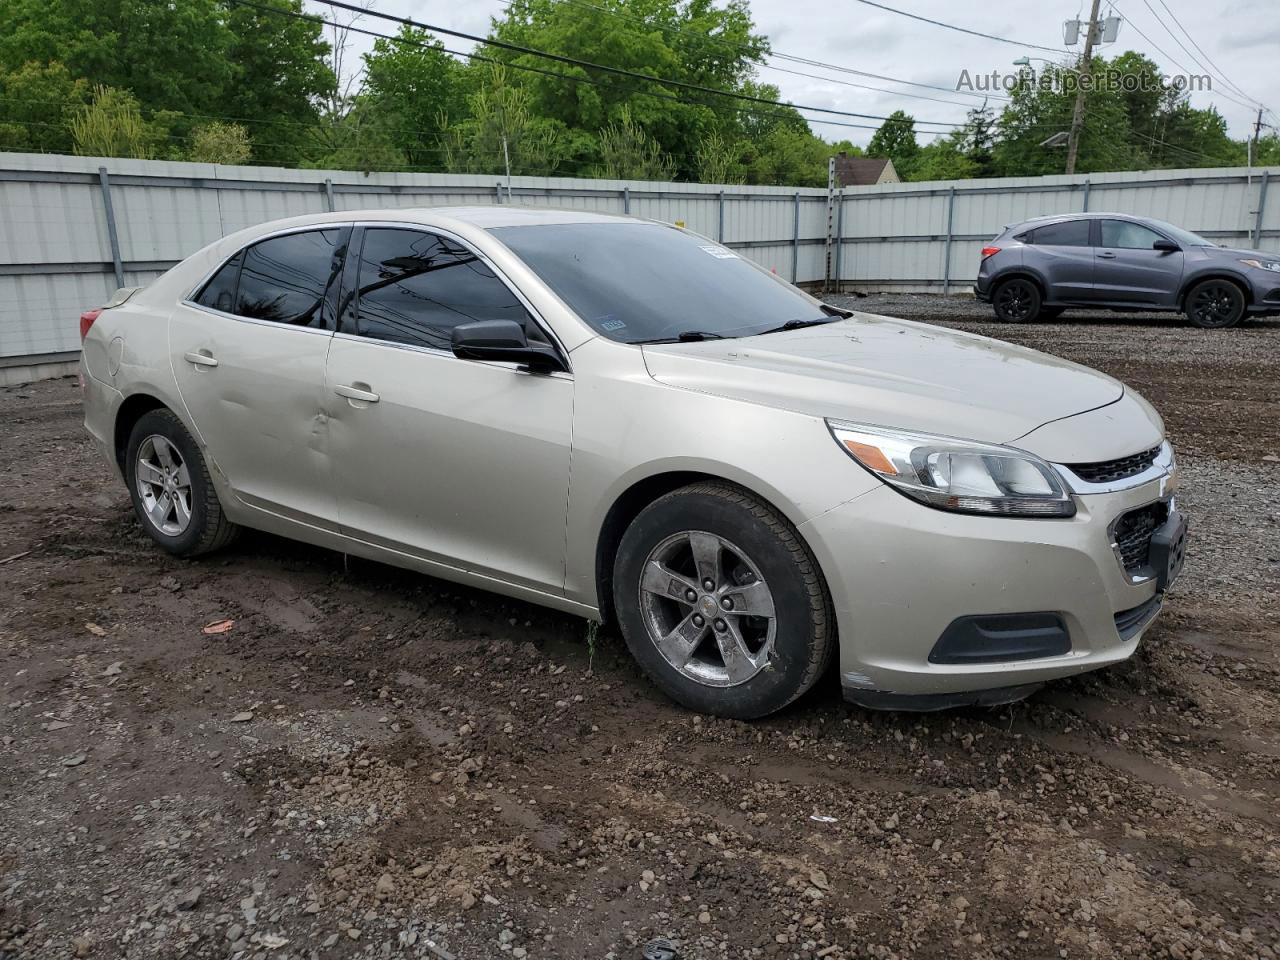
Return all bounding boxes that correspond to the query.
[2,298,1279,960]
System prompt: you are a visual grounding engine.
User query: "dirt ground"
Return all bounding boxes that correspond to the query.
[2,300,1279,960]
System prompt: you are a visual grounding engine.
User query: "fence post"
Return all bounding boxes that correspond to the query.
[718,190,725,241]
[323,178,336,213]
[623,187,630,215]
[1081,179,1091,212]
[941,186,956,296]
[97,166,125,289]
[834,188,845,294]
[792,192,800,283]
[495,182,504,204]
[1254,171,1270,247]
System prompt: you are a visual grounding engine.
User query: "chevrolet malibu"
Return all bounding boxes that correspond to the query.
[79,207,1188,719]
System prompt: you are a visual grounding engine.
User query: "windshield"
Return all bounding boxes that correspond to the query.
[489,221,827,344]
[1148,219,1213,247]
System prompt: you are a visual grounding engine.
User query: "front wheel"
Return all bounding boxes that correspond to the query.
[992,278,1043,323]
[1184,279,1245,328]
[125,409,239,557]
[612,482,833,719]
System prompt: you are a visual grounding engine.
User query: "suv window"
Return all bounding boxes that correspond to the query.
[1100,220,1166,250]
[343,228,535,351]
[195,229,345,328]
[1026,220,1091,247]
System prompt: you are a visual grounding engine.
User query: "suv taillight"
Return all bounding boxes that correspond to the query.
[79,308,102,341]
[980,246,1001,259]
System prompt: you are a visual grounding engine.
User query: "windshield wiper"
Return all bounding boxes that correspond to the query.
[635,330,728,344]
[756,316,839,336]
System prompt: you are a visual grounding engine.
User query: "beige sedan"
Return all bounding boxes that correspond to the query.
[80,207,1187,718]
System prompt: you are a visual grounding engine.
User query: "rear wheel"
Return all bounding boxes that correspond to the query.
[613,482,833,719]
[1184,279,1245,329]
[125,409,239,557]
[992,278,1043,322]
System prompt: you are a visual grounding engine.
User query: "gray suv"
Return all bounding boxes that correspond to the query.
[974,213,1280,328]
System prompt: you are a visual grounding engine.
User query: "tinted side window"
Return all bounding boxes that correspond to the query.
[345,228,534,350]
[195,252,241,313]
[1028,220,1091,247]
[1100,220,1165,250]
[235,229,344,328]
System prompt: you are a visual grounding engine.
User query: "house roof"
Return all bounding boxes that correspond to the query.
[833,154,898,186]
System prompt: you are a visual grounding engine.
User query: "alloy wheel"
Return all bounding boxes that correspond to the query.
[1188,283,1242,328]
[135,435,193,536]
[637,530,777,688]
[995,280,1035,322]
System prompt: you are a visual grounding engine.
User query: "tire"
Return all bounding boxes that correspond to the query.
[992,277,1043,323]
[612,482,833,719]
[1184,279,1245,329]
[125,408,239,557]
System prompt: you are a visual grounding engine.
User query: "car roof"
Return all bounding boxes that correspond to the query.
[238,205,637,233]
[1011,212,1149,227]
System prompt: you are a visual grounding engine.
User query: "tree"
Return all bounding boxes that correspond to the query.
[70,85,157,159]
[867,110,920,178]
[743,123,830,186]
[598,108,675,180]
[694,132,744,184]
[910,133,978,182]
[190,122,252,165]
[441,67,566,177]
[0,61,89,153]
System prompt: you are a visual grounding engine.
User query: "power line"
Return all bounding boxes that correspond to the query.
[304,0,967,128]
[849,0,1066,55]
[529,0,1008,107]
[1149,0,1267,111]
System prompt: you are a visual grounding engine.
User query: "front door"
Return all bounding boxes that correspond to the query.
[169,226,349,529]
[324,225,573,595]
[1093,219,1184,305]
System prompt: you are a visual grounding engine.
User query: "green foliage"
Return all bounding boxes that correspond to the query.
[743,123,830,186]
[441,67,566,177]
[70,85,156,159]
[0,61,89,153]
[190,121,252,165]
[306,102,407,174]
[363,25,465,170]
[694,132,744,184]
[597,107,675,180]
[867,110,920,178]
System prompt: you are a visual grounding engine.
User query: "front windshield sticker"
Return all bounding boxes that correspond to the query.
[598,316,626,331]
[698,244,738,259]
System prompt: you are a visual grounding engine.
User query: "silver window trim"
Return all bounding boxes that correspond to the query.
[177,300,335,337]
[345,220,572,374]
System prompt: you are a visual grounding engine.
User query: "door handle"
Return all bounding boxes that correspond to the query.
[334,383,380,403]
[1097,251,1117,259]
[183,351,218,368]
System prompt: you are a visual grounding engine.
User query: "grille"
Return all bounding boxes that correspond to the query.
[1067,445,1162,485]
[1113,501,1168,574]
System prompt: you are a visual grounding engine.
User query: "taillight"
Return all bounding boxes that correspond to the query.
[980,246,1001,259]
[79,308,102,341]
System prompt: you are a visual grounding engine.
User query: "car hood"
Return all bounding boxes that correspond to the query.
[641,313,1125,445]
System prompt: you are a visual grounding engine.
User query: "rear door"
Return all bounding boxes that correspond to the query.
[1021,218,1095,301]
[323,225,573,595]
[169,226,349,529]
[1093,219,1184,305]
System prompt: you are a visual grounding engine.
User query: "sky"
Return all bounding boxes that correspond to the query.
[305,0,1280,149]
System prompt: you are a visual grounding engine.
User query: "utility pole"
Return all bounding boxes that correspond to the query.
[1248,107,1263,184]
[1064,0,1102,176]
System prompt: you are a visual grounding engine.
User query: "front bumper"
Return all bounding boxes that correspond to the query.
[799,473,1178,703]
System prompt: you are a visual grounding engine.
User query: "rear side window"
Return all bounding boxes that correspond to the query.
[236,229,344,327]
[194,229,345,328]
[342,228,535,351]
[1026,220,1091,247]
[1100,220,1165,250]
[195,253,241,313]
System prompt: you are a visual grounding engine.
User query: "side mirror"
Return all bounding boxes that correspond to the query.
[451,319,566,372]
[1152,239,1180,253]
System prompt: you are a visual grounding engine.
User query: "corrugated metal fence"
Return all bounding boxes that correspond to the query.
[1,152,1276,373]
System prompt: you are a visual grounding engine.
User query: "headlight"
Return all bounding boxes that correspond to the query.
[828,420,1076,518]
[1240,258,1280,273]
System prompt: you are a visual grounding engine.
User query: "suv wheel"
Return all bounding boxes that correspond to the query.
[992,278,1043,322]
[1185,279,1245,329]
[613,482,833,719]
[125,409,239,557]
